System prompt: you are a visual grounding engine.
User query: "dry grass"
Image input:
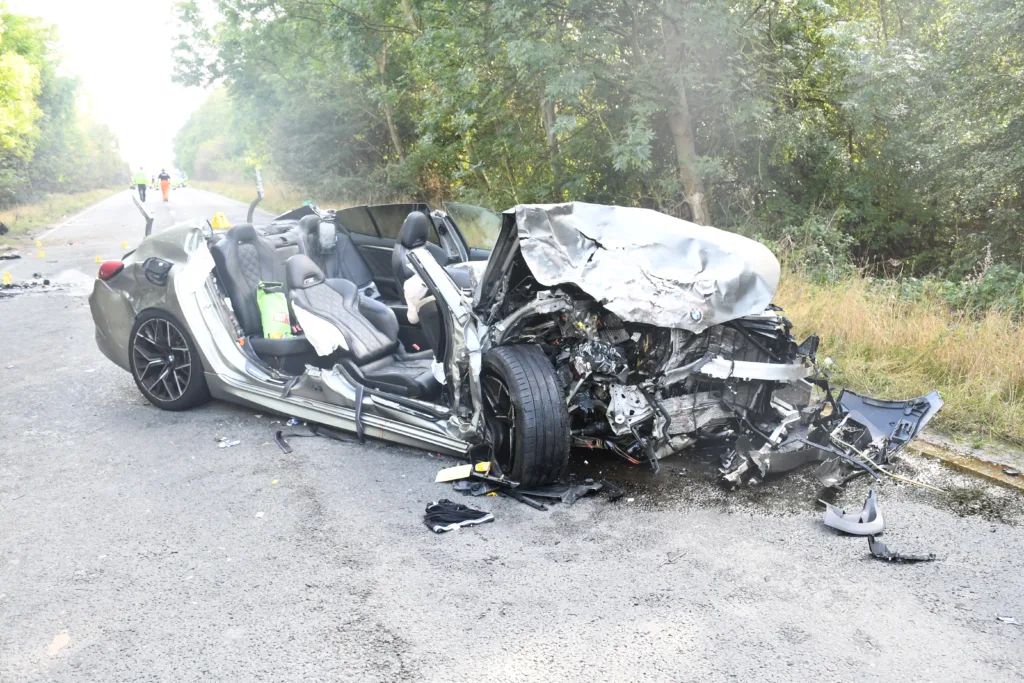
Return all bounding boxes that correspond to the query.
[0,187,123,243]
[777,272,1024,444]
[191,181,350,215]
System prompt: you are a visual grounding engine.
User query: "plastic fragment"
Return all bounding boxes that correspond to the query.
[822,489,885,536]
[867,536,936,563]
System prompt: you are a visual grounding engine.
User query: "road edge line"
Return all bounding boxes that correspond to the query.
[38,190,128,241]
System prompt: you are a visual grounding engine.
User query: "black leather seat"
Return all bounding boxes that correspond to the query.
[285,255,439,399]
[295,214,379,297]
[210,223,316,373]
[392,212,447,285]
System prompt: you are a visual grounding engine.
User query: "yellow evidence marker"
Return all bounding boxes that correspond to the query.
[211,213,232,230]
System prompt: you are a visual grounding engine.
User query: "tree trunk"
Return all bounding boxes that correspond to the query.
[541,96,560,194]
[376,43,406,163]
[666,86,709,224]
[400,0,420,33]
[664,10,710,225]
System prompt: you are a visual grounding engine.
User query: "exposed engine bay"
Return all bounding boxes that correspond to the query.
[464,203,943,488]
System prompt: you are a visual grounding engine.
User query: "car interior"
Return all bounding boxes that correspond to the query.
[208,205,484,400]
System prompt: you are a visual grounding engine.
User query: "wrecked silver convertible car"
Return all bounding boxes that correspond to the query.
[89,200,941,489]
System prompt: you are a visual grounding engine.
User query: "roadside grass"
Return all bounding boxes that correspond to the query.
[0,187,123,244]
[191,181,350,215]
[777,272,1024,445]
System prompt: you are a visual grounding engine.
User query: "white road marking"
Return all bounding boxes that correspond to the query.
[39,190,130,240]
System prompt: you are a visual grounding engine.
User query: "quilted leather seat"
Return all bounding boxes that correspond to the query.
[294,214,380,298]
[210,223,317,373]
[285,255,439,399]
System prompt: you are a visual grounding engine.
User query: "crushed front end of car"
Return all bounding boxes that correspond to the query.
[470,202,942,488]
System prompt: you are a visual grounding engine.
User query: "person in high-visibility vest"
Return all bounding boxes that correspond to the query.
[132,167,148,201]
[158,169,171,202]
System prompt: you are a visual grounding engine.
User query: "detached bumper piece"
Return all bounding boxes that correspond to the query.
[823,490,885,536]
[721,387,943,489]
[867,536,936,563]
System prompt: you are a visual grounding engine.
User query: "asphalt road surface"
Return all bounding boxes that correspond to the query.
[2,188,1023,682]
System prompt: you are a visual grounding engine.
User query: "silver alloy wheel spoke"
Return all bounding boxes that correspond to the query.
[133,317,191,402]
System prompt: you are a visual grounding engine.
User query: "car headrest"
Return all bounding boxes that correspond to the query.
[285,254,325,290]
[317,220,337,253]
[227,223,258,243]
[399,212,431,249]
[297,214,320,238]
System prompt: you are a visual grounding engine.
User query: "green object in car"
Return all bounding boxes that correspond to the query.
[256,282,293,338]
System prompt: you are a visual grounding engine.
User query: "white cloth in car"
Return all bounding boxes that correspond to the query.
[403,261,487,324]
[291,303,350,356]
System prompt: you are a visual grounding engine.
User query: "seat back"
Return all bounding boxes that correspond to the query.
[295,214,377,293]
[285,255,399,363]
[211,223,285,336]
[392,212,447,285]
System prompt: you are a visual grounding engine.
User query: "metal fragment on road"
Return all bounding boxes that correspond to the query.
[867,536,936,564]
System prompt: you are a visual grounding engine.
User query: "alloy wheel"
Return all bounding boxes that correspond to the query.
[132,317,192,402]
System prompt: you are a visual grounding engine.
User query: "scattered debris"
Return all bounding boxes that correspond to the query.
[498,489,547,510]
[424,499,494,533]
[451,479,500,496]
[996,615,1020,625]
[273,423,358,453]
[822,489,885,536]
[286,417,301,426]
[255,511,265,519]
[46,631,70,657]
[435,462,489,483]
[513,478,621,505]
[215,437,240,449]
[867,536,936,563]
[660,550,685,567]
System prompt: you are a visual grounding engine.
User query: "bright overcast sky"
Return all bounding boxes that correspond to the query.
[9,0,212,173]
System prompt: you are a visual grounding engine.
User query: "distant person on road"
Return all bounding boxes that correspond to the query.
[158,169,171,202]
[132,167,148,202]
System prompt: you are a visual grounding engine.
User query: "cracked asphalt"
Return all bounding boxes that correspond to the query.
[1,189,1023,681]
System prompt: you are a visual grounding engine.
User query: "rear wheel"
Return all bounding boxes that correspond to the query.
[129,309,210,411]
[482,345,569,486]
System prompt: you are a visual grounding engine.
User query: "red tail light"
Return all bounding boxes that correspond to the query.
[98,261,124,281]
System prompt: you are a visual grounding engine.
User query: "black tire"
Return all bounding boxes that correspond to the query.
[129,308,210,411]
[481,344,570,486]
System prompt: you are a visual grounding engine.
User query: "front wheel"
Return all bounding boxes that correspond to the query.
[481,345,570,486]
[129,309,210,411]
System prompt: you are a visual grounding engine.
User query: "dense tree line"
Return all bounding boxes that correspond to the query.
[174,0,1024,276]
[0,6,127,208]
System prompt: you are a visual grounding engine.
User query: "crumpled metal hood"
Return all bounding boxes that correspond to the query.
[507,202,780,331]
